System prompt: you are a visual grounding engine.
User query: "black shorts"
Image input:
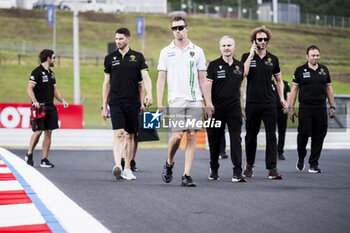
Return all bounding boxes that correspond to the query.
[31,104,59,132]
[110,102,140,133]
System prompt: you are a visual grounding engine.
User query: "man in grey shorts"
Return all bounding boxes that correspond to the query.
[157,16,213,187]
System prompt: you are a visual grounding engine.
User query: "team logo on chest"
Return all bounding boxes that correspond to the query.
[318,68,326,75]
[250,60,256,67]
[130,55,137,62]
[190,51,195,57]
[233,65,242,74]
[264,57,273,66]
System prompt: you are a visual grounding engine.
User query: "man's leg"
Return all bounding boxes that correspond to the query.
[28,130,43,155]
[124,132,135,170]
[167,131,184,165]
[245,103,262,166]
[42,130,52,159]
[262,105,277,170]
[276,109,287,157]
[113,129,125,166]
[184,130,197,175]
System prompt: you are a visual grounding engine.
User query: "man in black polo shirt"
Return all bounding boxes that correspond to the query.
[25,49,69,168]
[207,35,246,182]
[272,79,291,160]
[102,27,149,181]
[289,45,335,173]
[241,25,287,179]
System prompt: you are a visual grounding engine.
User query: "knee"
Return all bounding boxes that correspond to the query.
[113,130,125,140]
[44,130,52,137]
[172,131,184,142]
[125,133,134,141]
[186,130,197,141]
[34,130,43,137]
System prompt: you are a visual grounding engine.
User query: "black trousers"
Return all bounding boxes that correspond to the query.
[207,107,242,174]
[207,127,226,155]
[297,106,328,168]
[245,103,277,170]
[276,109,288,154]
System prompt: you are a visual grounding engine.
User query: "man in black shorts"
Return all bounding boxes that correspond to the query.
[102,27,149,181]
[25,49,69,167]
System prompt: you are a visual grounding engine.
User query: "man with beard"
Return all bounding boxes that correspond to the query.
[25,49,69,167]
[289,45,335,173]
[241,25,287,179]
[157,16,213,187]
[102,27,151,181]
[206,35,246,182]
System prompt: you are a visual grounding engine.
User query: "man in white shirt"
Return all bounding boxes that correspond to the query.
[157,16,213,187]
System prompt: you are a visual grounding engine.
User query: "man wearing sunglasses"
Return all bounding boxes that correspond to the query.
[241,25,287,180]
[25,49,69,168]
[157,16,213,187]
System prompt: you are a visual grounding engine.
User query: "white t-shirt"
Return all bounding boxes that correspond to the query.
[157,40,206,103]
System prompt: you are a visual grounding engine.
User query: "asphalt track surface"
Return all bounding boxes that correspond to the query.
[9,149,350,233]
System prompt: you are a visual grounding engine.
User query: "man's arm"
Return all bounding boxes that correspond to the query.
[27,82,40,109]
[198,70,214,119]
[240,83,246,120]
[288,85,299,123]
[54,86,69,109]
[156,71,166,110]
[101,74,111,120]
[274,74,287,109]
[141,70,153,107]
[327,85,336,118]
[139,81,146,112]
[243,43,256,77]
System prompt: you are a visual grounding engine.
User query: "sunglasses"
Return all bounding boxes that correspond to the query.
[171,25,186,31]
[256,38,269,42]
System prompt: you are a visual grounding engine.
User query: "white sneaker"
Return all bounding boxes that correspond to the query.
[112,165,123,180]
[121,169,136,180]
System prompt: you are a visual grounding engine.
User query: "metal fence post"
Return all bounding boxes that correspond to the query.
[18,54,21,65]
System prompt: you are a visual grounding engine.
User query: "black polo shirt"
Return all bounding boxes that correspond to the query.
[29,65,56,104]
[207,57,244,110]
[272,80,290,109]
[241,51,281,104]
[293,62,331,106]
[104,48,148,103]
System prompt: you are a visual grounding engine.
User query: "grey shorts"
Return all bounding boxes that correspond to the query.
[168,100,203,132]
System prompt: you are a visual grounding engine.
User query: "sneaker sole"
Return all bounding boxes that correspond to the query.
[208,176,219,180]
[122,175,136,180]
[268,175,283,180]
[40,164,54,168]
[112,166,123,180]
[181,183,196,187]
[243,174,254,178]
[232,178,246,182]
[308,169,322,174]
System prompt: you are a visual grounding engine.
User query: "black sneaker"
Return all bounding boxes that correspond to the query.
[130,160,138,172]
[296,158,305,171]
[208,168,219,180]
[278,153,286,160]
[162,161,174,183]
[121,158,125,170]
[232,174,246,183]
[181,174,196,187]
[40,158,54,168]
[219,152,228,159]
[243,164,254,178]
[308,167,322,173]
[268,168,282,180]
[24,153,34,166]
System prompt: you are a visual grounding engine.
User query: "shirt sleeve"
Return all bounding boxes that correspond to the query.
[157,48,167,71]
[196,48,207,71]
[139,53,149,71]
[273,57,281,76]
[103,55,111,75]
[206,62,214,82]
[29,70,38,84]
[293,68,301,86]
[241,53,248,64]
